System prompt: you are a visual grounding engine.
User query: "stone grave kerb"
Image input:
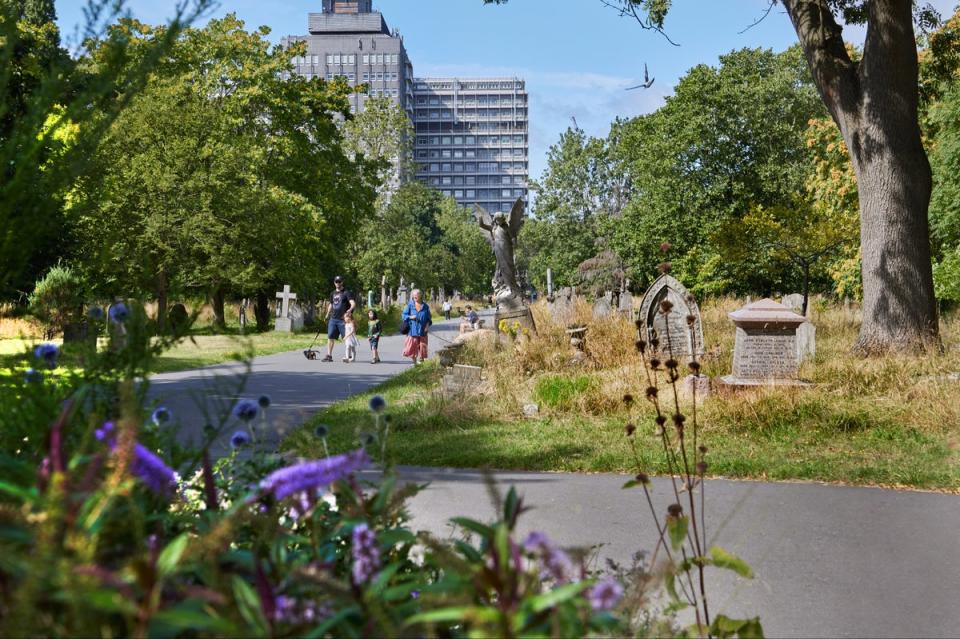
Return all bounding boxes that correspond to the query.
[637,274,705,359]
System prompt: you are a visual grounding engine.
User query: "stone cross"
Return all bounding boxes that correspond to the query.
[274,285,297,332]
[547,268,553,299]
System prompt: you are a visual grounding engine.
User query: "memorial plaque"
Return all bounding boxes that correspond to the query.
[636,274,704,359]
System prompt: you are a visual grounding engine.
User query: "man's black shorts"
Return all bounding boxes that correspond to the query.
[328,318,346,340]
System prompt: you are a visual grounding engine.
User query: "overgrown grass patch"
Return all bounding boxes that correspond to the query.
[286,298,960,491]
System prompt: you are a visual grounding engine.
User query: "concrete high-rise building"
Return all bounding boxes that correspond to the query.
[280,0,414,117]
[282,3,529,211]
[412,78,528,213]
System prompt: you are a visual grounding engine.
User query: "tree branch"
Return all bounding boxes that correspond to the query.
[599,0,681,46]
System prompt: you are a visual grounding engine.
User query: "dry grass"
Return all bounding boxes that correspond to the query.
[292,296,960,489]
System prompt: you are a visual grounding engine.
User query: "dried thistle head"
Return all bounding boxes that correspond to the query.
[698,445,708,454]
[623,393,634,406]
[688,361,701,374]
[634,319,644,330]
[660,241,672,253]
[635,340,646,353]
[655,415,667,426]
[636,472,650,484]
[650,336,660,349]
[645,385,658,399]
[659,299,674,314]
[626,422,636,437]
[686,314,696,326]
[696,461,708,475]
[665,358,678,370]
[649,358,661,370]
[667,503,683,518]
[657,261,672,274]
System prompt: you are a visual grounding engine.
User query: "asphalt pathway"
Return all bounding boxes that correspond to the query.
[148,316,464,456]
[149,314,960,638]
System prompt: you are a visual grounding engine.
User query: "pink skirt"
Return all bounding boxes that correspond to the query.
[402,335,428,359]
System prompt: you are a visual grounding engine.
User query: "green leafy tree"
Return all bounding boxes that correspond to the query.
[70,16,375,330]
[436,197,496,296]
[606,46,824,295]
[524,126,626,291]
[340,95,414,207]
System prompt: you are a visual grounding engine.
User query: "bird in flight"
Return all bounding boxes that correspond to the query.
[626,63,655,90]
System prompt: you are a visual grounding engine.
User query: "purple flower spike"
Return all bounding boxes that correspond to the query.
[351,523,381,585]
[95,421,116,443]
[525,531,573,584]
[33,343,59,369]
[588,577,624,611]
[260,449,369,500]
[108,303,129,324]
[131,443,178,495]
[232,399,259,422]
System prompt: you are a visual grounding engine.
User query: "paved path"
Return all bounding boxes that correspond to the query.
[398,467,960,638]
[149,316,960,638]
[148,317,465,456]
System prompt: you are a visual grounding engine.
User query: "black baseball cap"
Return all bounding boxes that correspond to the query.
[333,275,343,283]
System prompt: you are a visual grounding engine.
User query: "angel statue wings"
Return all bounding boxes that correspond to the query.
[475,197,526,311]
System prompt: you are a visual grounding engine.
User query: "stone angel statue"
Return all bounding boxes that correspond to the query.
[475,197,525,311]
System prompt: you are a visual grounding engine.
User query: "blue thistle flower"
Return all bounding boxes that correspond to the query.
[314,424,330,438]
[150,406,171,426]
[108,302,129,324]
[87,306,104,321]
[360,432,376,447]
[351,523,381,585]
[24,368,43,384]
[588,577,624,611]
[368,395,387,413]
[257,394,271,409]
[232,399,259,422]
[260,448,369,500]
[230,430,251,448]
[33,343,59,369]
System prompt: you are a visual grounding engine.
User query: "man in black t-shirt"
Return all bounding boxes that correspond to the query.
[322,275,356,362]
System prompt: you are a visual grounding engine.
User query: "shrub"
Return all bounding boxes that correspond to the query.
[28,264,84,338]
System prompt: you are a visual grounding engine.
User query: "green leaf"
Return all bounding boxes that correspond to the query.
[149,604,237,639]
[503,486,520,526]
[525,581,590,614]
[454,540,483,563]
[667,515,689,552]
[709,614,764,638]
[231,575,267,636]
[405,605,499,627]
[0,480,36,502]
[621,479,640,489]
[304,605,359,639]
[709,546,754,578]
[369,562,402,596]
[157,533,189,578]
[450,517,494,540]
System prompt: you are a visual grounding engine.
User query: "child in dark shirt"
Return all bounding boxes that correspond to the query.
[367,310,382,363]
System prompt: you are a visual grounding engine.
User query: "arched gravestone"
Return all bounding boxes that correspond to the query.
[637,274,704,359]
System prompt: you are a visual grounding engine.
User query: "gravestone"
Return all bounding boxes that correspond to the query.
[637,274,704,360]
[288,302,305,331]
[592,295,613,319]
[546,268,554,299]
[618,291,634,317]
[238,298,248,331]
[796,320,816,361]
[441,364,483,399]
[274,285,297,332]
[397,278,409,307]
[548,286,577,325]
[781,293,805,314]
[381,276,388,311]
[720,299,812,387]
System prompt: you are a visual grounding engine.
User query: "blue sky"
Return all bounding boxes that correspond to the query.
[55,0,958,181]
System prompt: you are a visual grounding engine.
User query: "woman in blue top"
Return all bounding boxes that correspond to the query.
[401,288,432,365]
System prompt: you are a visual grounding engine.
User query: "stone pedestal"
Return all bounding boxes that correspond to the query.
[275,317,293,333]
[720,299,813,388]
[495,306,537,335]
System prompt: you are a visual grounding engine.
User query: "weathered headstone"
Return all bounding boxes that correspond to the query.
[274,285,297,332]
[720,299,812,387]
[397,278,409,307]
[618,291,634,317]
[637,274,704,359]
[288,302,305,331]
[548,286,577,325]
[367,290,374,309]
[781,293,805,314]
[796,320,816,361]
[592,295,613,319]
[441,364,483,399]
[381,275,388,311]
[238,298,248,331]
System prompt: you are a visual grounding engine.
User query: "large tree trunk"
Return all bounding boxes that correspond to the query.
[254,290,271,331]
[156,270,168,335]
[783,0,940,353]
[210,286,226,331]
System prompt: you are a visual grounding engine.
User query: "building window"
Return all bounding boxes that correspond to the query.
[466,189,475,198]
[466,176,476,185]
[455,190,463,198]
[333,54,341,64]
[326,54,333,64]
[347,54,355,64]
[442,177,452,185]
[430,163,439,172]
[441,136,451,144]
[442,163,451,171]
[362,54,369,64]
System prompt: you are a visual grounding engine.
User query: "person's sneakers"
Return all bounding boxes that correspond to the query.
[321,355,333,362]
[372,358,381,364]
[342,357,350,363]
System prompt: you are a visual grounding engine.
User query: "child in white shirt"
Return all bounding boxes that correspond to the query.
[342,313,359,362]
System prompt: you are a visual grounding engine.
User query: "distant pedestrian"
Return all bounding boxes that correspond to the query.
[401,288,432,365]
[442,300,452,320]
[322,275,356,362]
[342,313,359,363]
[367,309,382,364]
[467,305,479,329]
